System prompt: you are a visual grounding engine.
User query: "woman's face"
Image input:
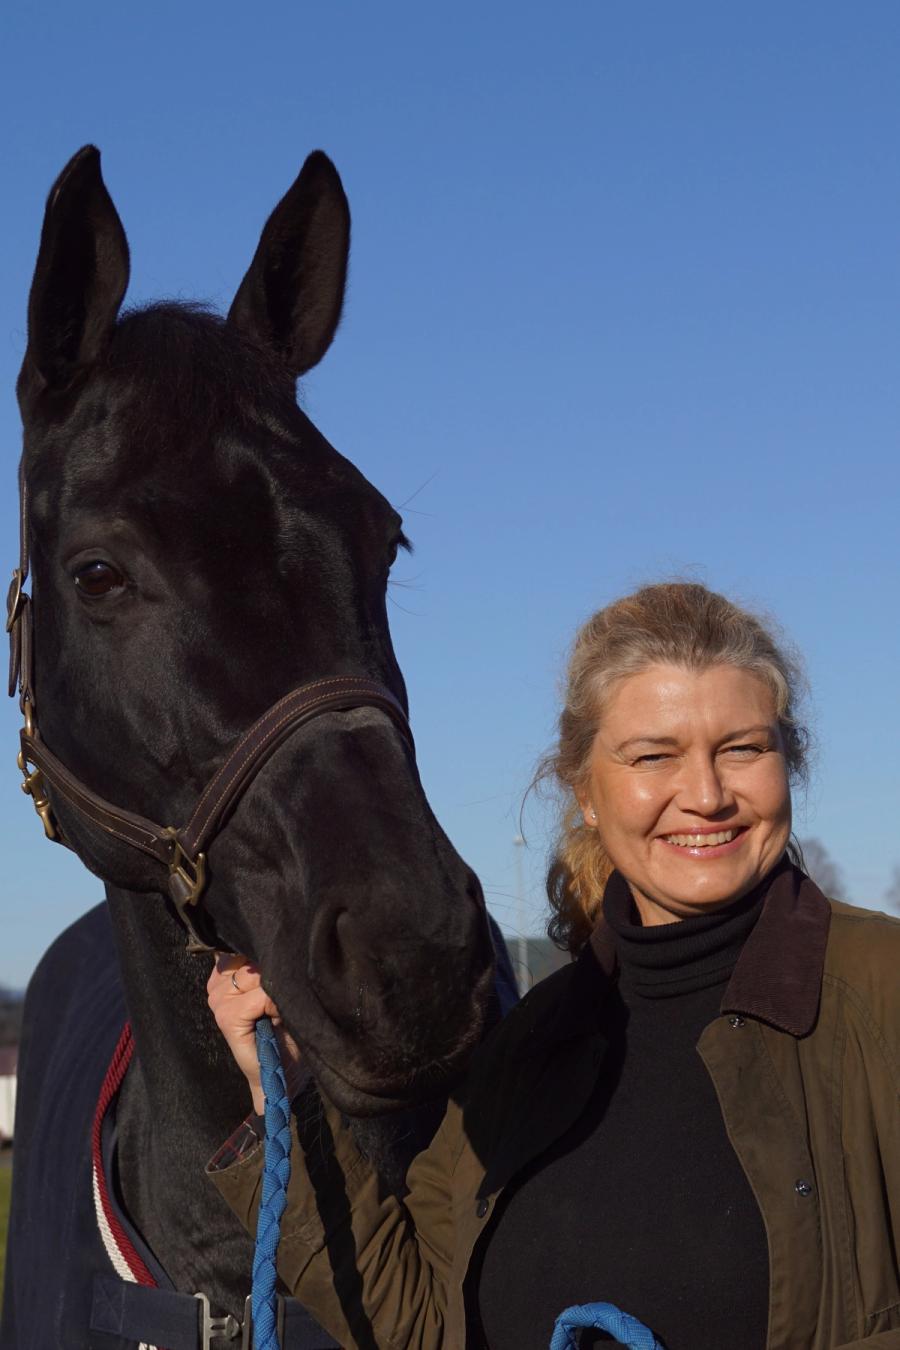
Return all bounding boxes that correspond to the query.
[578,662,792,925]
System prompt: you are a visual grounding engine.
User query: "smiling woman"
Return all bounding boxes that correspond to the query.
[544,582,808,944]
[208,582,900,1350]
[579,661,794,923]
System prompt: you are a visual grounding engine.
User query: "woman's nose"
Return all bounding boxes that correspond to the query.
[675,753,732,815]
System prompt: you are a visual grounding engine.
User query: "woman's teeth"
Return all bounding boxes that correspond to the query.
[664,829,738,848]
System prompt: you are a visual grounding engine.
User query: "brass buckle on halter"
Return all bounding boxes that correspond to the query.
[164,830,207,908]
[5,568,24,633]
[17,705,57,842]
[164,829,212,953]
[17,756,57,841]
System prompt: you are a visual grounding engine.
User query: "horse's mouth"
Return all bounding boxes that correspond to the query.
[308,1059,464,1116]
[296,1008,486,1117]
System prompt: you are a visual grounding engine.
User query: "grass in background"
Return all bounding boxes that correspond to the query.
[0,1160,10,1307]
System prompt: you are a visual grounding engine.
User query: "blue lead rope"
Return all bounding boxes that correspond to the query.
[550,1302,664,1350]
[252,1014,293,1350]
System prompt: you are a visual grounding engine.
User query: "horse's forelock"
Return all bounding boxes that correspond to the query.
[105,301,298,428]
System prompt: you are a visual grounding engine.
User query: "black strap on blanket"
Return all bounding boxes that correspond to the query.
[90,1274,340,1349]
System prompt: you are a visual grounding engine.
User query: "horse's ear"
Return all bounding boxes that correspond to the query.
[228,151,350,377]
[18,145,130,413]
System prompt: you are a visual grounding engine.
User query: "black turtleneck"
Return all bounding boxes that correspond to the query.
[476,876,770,1350]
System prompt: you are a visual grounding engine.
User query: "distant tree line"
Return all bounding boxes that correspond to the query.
[797,837,847,901]
[798,837,900,916]
[885,865,900,915]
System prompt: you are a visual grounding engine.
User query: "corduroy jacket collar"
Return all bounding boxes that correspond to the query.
[538,858,831,1054]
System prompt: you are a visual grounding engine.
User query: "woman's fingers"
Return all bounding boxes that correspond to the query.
[207,953,259,992]
[206,955,291,1114]
[207,961,278,1021]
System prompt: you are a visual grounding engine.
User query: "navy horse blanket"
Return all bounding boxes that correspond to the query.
[1,904,138,1349]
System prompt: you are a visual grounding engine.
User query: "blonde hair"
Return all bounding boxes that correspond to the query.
[541,582,809,952]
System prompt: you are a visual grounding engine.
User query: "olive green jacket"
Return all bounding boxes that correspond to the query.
[209,868,900,1349]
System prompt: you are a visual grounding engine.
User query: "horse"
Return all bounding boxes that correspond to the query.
[1,146,514,1349]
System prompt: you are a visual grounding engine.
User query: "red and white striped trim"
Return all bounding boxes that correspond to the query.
[91,1022,159,1350]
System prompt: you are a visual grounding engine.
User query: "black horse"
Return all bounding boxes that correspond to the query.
[1,147,513,1348]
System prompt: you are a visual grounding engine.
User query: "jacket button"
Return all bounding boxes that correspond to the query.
[728,1015,746,1028]
[794,1179,813,1197]
[476,1198,490,1219]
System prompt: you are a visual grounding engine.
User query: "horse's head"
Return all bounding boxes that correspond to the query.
[15,146,494,1114]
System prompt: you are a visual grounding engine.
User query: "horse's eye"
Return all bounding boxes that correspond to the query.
[73,561,126,597]
[387,529,410,570]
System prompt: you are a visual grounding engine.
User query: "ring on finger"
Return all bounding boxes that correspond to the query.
[231,970,242,994]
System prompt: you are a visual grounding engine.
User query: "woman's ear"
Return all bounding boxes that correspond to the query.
[575,787,597,829]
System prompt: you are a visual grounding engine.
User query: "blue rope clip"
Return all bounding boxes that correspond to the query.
[550,1301,664,1350]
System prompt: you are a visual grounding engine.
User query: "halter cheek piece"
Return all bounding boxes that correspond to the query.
[6,470,414,954]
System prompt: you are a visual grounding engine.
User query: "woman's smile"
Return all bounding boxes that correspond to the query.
[657,824,750,857]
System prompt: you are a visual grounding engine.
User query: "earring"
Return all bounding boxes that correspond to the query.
[589,808,597,822]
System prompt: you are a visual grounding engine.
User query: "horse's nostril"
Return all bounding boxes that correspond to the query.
[326,909,351,974]
[311,905,348,971]
[308,906,369,1028]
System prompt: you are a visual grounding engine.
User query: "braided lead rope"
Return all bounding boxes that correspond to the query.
[550,1301,664,1350]
[252,1015,293,1350]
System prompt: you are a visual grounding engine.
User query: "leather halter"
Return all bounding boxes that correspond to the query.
[7,468,414,953]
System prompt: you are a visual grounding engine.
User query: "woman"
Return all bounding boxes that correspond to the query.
[207,582,900,1350]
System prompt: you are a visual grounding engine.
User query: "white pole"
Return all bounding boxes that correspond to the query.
[513,834,527,995]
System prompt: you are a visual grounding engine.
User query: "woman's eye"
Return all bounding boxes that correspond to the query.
[635,753,671,765]
[724,744,763,757]
[73,561,126,598]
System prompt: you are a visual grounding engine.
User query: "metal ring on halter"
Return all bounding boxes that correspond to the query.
[231,971,242,993]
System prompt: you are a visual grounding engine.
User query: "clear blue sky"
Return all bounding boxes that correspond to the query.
[1,1,899,986]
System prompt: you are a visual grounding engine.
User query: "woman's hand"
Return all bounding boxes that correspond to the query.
[207,956,304,1115]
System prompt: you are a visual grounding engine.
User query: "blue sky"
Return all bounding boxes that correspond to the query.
[1,1,899,985]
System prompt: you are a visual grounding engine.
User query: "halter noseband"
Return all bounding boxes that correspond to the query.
[6,470,414,953]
